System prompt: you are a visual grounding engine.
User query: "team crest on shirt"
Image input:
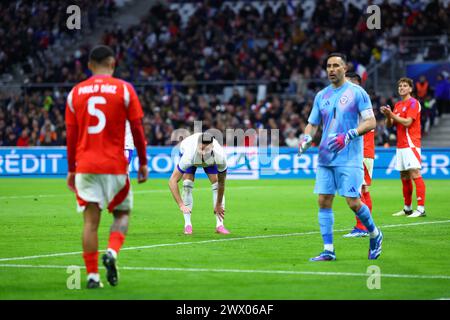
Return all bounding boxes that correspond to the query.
[340,96,349,105]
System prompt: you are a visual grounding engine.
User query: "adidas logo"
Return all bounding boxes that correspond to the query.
[325,100,331,106]
[348,187,357,193]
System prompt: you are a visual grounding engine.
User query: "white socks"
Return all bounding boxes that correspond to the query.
[405,205,425,213]
[324,244,334,252]
[182,180,194,226]
[107,248,117,259]
[216,215,223,228]
[181,180,226,228]
[183,213,191,226]
[212,182,225,227]
[369,227,380,239]
[87,273,100,282]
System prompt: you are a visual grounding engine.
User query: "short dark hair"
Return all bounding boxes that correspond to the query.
[201,132,214,145]
[89,45,115,64]
[345,71,361,84]
[398,77,413,88]
[327,52,347,64]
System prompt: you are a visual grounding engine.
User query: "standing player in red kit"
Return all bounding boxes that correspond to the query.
[65,45,148,288]
[381,77,426,218]
[343,72,375,237]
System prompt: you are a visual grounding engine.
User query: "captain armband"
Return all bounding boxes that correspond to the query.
[360,108,375,120]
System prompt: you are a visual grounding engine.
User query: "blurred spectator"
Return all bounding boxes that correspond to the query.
[16,128,30,146]
[284,130,300,148]
[415,75,430,103]
[422,94,436,134]
[435,73,450,117]
[0,1,117,77]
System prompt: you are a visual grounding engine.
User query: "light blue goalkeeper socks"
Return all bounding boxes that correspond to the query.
[319,208,334,249]
[355,204,376,233]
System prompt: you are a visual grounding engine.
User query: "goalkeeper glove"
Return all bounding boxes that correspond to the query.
[298,134,312,156]
[328,129,359,153]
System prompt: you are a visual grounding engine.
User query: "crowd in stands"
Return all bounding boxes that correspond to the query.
[2,73,449,148]
[1,0,449,148]
[0,0,117,77]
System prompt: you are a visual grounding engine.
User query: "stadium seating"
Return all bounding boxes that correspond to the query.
[0,0,449,147]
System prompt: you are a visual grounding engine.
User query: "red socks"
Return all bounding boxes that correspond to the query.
[362,191,372,212]
[83,232,125,276]
[83,251,99,274]
[402,178,426,207]
[401,178,413,207]
[413,177,426,206]
[108,231,126,254]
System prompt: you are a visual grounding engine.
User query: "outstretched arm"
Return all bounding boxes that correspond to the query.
[129,119,148,183]
[328,109,376,153]
[298,123,318,155]
[355,115,376,136]
[168,168,191,214]
[304,123,319,138]
[66,123,78,192]
[214,170,227,220]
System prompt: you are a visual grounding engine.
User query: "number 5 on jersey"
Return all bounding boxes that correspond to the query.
[87,96,106,134]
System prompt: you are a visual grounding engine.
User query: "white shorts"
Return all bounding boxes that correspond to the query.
[75,174,133,213]
[395,147,422,171]
[363,158,374,186]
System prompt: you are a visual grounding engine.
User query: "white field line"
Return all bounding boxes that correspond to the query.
[0,220,449,263]
[0,186,270,200]
[0,263,449,280]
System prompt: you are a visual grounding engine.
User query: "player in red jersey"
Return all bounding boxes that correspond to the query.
[381,77,426,218]
[343,72,375,237]
[65,45,148,288]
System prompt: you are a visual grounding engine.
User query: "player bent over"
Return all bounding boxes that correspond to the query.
[66,45,148,288]
[298,53,383,261]
[381,77,426,217]
[343,72,375,238]
[168,132,229,235]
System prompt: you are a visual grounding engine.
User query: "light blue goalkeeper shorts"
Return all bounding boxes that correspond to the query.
[314,165,363,198]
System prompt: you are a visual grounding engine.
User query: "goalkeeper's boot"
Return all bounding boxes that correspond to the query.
[310,250,336,261]
[392,209,412,216]
[368,229,383,260]
[86,278,103,289]
[407,209,426,218]
[343,227,369,238]
[216,225,230,235]
[102,251,119,286]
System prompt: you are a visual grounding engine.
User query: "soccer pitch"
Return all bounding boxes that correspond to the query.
[0,178,449,300]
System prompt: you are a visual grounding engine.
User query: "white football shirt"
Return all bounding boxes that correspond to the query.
[178,133,227,172]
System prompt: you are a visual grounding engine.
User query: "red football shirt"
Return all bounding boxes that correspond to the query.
[393,98,421,149]
[65,75,144,174]
[363,129,375,159]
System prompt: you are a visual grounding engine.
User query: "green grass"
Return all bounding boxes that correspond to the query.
[0,178,450,300]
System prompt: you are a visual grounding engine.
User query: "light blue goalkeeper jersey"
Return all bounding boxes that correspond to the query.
[308,81,372,168]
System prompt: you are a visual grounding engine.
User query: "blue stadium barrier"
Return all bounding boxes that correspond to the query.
[0,147,449,179]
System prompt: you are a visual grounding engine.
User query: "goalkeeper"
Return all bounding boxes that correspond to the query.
[298,53,383,261]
